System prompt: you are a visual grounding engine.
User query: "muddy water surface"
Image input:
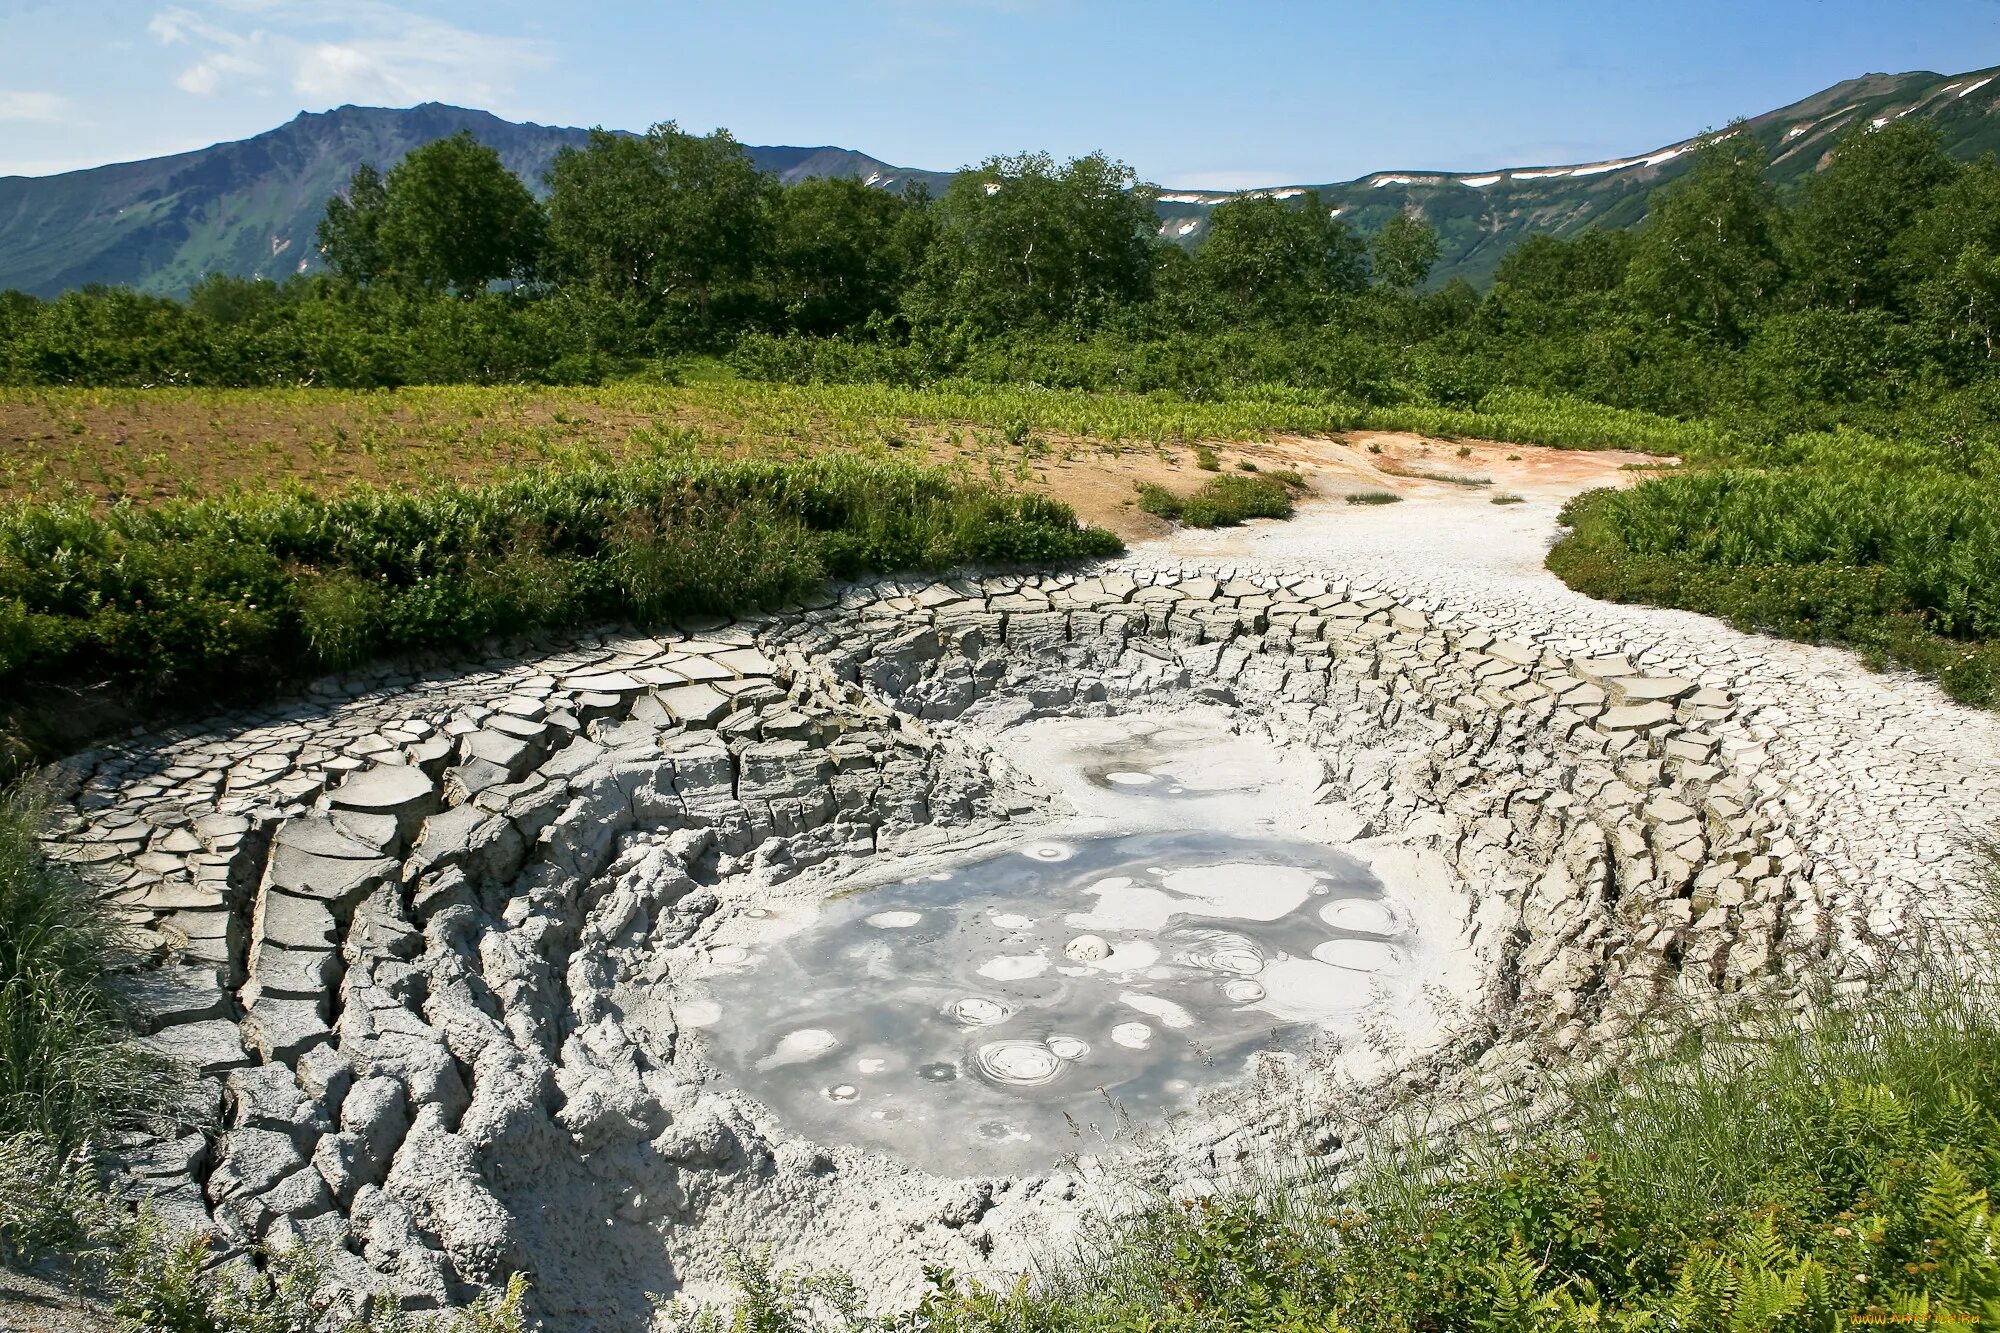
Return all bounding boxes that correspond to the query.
[691,828,1413,1174]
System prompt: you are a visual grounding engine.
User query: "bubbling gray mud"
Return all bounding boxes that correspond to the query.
[690,829,1409,1174]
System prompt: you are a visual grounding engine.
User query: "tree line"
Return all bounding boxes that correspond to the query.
[4,116,2000,441]
[0,122,1455,389]
[306,126,1455,342]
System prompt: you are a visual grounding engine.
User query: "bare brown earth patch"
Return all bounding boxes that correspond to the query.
[1073,432,1667,537]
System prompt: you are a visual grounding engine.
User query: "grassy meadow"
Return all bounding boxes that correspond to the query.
[2,375,1994,711]
[0,375,1995,1330]
[0,379,1712,508]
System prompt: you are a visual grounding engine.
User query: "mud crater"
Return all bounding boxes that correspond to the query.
[41,562,1894,1327]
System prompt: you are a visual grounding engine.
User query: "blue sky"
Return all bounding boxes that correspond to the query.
[2,1,1997,184]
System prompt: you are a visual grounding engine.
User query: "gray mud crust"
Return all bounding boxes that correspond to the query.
[42,558,2000,1327]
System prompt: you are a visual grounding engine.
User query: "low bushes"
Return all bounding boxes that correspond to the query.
[1551,450,2000,707]
[0,453,1120,722]
[0,284,614,390]
[1137,471,1303,528]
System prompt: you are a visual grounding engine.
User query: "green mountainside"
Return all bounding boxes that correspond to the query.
[3,64,1998,298]
[0,104,949,298]
[1152,64,2000,286]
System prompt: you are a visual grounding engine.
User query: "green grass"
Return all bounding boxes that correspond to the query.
[0,786,177,1273]
[0,452,1120,747]
[1356,388,1725,457]
[692,381,1711,457]
[0,793,175,1156]
[1346,491,1403,506]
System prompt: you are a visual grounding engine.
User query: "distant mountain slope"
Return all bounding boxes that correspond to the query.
[1153,64,2000,287]
[0,104,949,298]
[5,64,1999,298]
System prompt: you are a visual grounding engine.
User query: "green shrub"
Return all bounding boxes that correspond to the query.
[1347,491,1403,505]
[297,571,386,671]
[0,455,1120,730]
[1140,473,1296,528]
[1135,482,1182,520]
[1193,444,1221,471]
[1205,472,1295,522]
[605,502,820,622]
[1550,444,2000,705]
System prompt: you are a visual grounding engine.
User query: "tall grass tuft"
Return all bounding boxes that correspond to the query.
[0,791,175,1155]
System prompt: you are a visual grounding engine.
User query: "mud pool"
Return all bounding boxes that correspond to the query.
[689,830,1416,1173]
[676,708,1451,1176]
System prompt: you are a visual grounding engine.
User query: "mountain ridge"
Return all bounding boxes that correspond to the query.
[0,103,950,298]
[1147,63,2000,283]
[3,62,1998,298]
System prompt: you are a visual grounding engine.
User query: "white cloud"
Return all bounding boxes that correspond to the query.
[0,90,71,123]
[150,5,267,94]
[147,2,551,108]
[176,51,264,95]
